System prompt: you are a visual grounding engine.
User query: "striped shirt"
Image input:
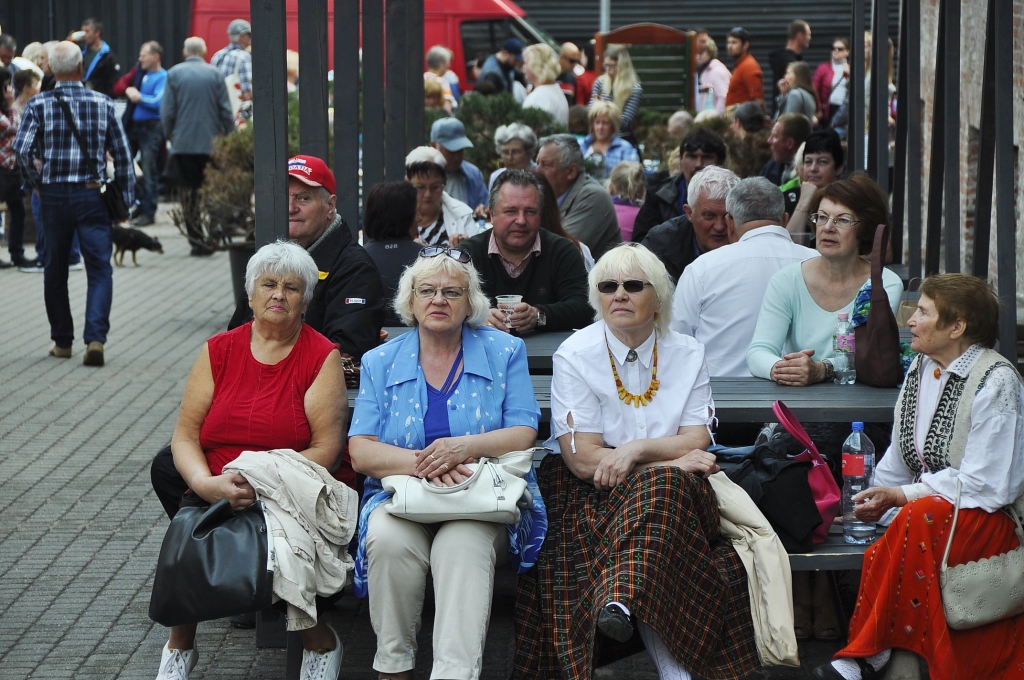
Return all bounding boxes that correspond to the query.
[0,109,19,170]
[210,43,253,93]
[13,81,135,204]
[589,79,643,132]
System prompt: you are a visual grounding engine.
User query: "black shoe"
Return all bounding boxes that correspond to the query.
[130,214,155,227]
[17,260,44,273]
[230,612,256,629]
[597,603,634,642]
[190,245,214,257]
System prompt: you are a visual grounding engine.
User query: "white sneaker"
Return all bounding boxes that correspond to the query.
[300,623,343,680]
[155,642,198,680]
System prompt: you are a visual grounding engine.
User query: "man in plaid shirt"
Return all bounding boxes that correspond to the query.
[13,41,134,368]
[210,19,252,103]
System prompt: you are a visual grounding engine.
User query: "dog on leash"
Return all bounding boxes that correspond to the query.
[112,225,163,266]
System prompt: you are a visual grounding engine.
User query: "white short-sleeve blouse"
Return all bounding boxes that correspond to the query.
[548,321,715,450]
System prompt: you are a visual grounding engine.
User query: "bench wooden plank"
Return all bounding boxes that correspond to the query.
[788,526,884,570]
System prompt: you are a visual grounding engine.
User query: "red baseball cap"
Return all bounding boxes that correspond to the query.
[287,155,336,195]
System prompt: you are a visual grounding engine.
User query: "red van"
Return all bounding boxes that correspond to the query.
[190,0,554,86]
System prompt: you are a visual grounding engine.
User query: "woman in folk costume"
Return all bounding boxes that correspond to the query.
[813,274,1024,680]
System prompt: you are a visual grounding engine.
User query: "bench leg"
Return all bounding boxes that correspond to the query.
[285,631,303,680]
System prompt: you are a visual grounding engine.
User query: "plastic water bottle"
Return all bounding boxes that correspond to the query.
[832,312,857,384]
[842,422,876,544]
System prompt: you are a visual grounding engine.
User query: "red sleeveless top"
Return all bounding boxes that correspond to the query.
[200,322,337,476]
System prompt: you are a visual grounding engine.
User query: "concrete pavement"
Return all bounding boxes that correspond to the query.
[0,205,841,679]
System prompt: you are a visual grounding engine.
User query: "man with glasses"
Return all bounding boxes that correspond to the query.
[460,169,591,333]
[812,38,850,127]
[631,128,727,243]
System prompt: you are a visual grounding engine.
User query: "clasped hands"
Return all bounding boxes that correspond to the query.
[592,443,720,491]
[192,473,257,512]
[487,303,539,333]
[771,349,826,386]
[414,437,476,487]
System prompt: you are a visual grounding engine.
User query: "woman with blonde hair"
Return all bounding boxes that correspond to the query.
[607,161,645,241]
[522,43,568,126]
[589,44,643,138]
[580,100,639,180]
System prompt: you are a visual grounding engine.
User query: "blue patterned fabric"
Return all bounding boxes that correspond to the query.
[850,280,916,377]
[348,324,544,598]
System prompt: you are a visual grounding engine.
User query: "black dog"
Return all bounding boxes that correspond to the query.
[112,225,163,266]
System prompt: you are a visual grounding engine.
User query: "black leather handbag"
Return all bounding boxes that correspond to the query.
[149,499,273,627]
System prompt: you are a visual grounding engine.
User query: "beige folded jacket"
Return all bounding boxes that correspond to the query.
[224,449,359,631]
[708,471,800,667]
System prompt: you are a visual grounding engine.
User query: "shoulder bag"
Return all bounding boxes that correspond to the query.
[939,480,1024,630]
[381,448,538,524]
[773,400,842,544]
[853,224,904,387]
[149,499,273,627]
[52,91,130,223]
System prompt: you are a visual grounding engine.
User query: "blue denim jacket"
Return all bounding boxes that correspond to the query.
[349,324,543,597]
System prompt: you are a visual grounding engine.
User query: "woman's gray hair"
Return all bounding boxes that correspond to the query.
[494,123,538,156]
[48,41,83,75]
[538,133,584,172]
[685,165,740,206]
[244,240,319,306]
[425,45,451,70]
[725,176,785,226]
[588,243,675,336]
[393,253,491,328]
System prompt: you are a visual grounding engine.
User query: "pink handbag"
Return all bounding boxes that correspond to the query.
[772,400,842,545]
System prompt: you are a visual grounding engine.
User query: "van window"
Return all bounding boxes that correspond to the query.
[460,19,531,83]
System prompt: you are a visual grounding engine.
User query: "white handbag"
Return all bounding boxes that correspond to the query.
[939,480,1024,630]
[381,448,542,525]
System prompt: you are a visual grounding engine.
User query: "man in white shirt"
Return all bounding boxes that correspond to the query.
[671,176,818,377]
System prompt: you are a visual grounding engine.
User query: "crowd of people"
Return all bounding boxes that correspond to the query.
[2,14,1022,680]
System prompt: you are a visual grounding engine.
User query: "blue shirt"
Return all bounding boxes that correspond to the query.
[580,134,640,179]
[132,68,167,122]
[349,324,543,597]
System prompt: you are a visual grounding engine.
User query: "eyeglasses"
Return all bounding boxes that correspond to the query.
[418,246,472,264]
[414,285,468,300]
[810,213,861,230]
[682,141,718,155]
[597,279,652,294]
[832,45,848,51]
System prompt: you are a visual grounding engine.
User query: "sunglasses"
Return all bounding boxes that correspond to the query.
[597,279,652,294]
[419,246,472,264]
[682,141,718,155]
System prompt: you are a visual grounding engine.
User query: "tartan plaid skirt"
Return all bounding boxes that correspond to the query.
[513,455,760,679]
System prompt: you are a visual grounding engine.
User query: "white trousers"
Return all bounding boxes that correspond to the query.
[366,505,507,680]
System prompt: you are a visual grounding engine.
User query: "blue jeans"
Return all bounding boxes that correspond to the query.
[39,184,113,347]
[134,119,163,218]
[32,190,80,265]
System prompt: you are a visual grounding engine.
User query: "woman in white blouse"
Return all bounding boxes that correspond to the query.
[522,43,569,127]
[813,274,1024,680]
[512,243,759,680]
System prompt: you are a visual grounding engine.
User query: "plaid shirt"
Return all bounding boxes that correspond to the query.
[13,81,135,205]
[211,43,252,93]
[0,108,19,170]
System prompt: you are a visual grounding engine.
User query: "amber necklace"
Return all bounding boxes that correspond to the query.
[607,336,660,407]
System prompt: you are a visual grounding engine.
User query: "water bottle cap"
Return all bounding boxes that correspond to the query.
[837,312,849,320]
[852,421,864,430]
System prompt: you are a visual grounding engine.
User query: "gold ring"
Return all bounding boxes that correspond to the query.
[429,454,436,460]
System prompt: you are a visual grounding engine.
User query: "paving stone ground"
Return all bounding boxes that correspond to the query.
[0,203,841,679]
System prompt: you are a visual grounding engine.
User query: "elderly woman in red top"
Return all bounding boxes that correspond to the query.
[157,241,348,680]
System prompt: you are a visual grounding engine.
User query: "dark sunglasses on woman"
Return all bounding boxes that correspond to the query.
[418,246,472,264]
[597,280,652,294]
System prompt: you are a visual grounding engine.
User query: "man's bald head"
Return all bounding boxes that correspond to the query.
[559,42,580,74]
[49,41,84,78]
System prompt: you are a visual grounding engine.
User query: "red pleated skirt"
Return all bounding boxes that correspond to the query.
[838,495,1024,680]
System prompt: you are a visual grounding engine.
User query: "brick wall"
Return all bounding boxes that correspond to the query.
[915,0,1023,321]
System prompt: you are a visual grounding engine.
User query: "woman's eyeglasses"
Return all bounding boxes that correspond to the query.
[810,213,861,230]
[414,286,468,300]
[597,279,652,294]
[419,246,472,264]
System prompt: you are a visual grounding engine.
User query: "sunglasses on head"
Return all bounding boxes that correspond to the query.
[597,279,652,294]
[682,142,717,155]
[419,246,472,264]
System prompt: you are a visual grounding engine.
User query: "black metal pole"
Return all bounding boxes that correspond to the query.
[891,0,909,265]
[942,0,960,273]
[362,0,385,192]
[971,0,996,279]
[905,0,922,288]
[405,0,425,149]
[849,0,866,174]
[334,0,360,236]
[297,0,329,159]
[868,0,889,194]
[924,0,944,277]
[251,0,290,246]
[992,0,1017,364]
[385,0,408,180]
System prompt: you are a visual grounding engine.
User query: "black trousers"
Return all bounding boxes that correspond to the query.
[151,443,189,520]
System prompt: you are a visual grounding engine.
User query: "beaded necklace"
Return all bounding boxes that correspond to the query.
[606,336,660,407]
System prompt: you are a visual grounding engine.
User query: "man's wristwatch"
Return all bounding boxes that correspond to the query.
[536,309,547,328]
[821,359,835,383]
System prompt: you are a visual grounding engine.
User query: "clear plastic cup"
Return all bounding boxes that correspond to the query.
[495,295,522,328]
